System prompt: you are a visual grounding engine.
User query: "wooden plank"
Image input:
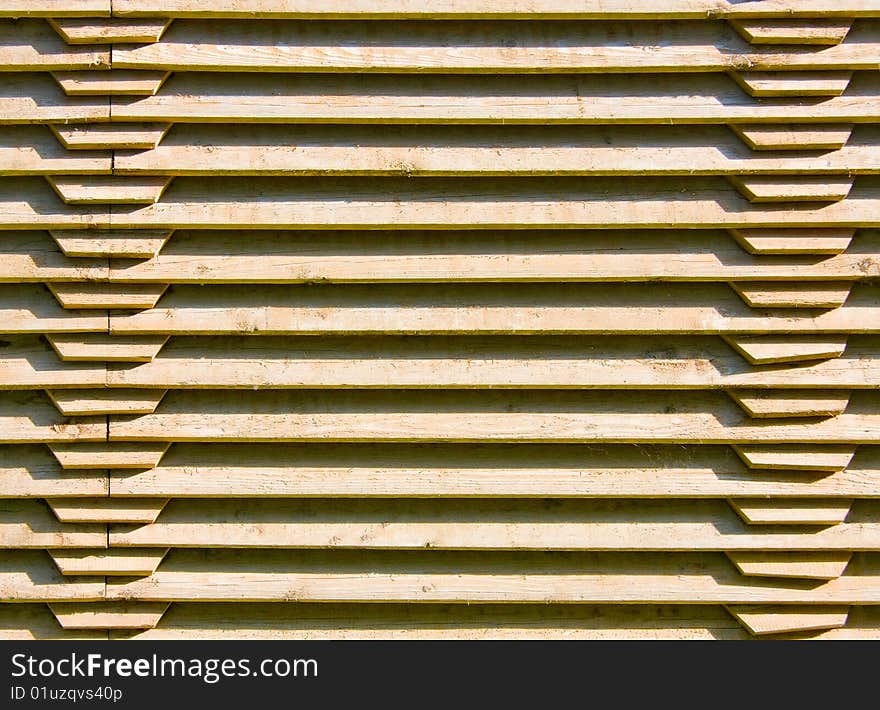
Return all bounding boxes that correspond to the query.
[0,19,108,70]
[47,498,166,524]
[730,499,852,524]
[0,500,104,548]
[107,389,880,445]
[52,70,171,97]
[0,2,109,17]
[731,70,853,97]
[730,124,853,151]
[0,178,105,229]
[104,550,880,604]
[106,229,880,283]
[0,73,108,124]
[0,284,108,334]
[49,442,170,470]
[727,390,851,419]
[0,231,106,282]
[730,282,853,308]
[108,442,880,500]
[729,176,854,202]
[45,176,172,205]
[47,389,166,416]
[49,602,168,629]
[723,335,850,364]
[727,605,849,635]
[48,18,172,44]
[50,549,167,576]
[0,550,103,601]
[50,123,171,151]
[0,127,111,175]
[0,335,105,389]
[105,334,880,390]
[733,445,857,472]
[111,20,880,73]
[108,72,880,125]
[0,391,105,443]
[0,604,105,640]
[729,19,853,45]
[729,228,855,254]
[0,444,107,498]
[726,552,851,580]
[108,498,880,552]
[107,2,880,20]
[101,176,880,230]
[51,229,173,258]
[107,282,880,336]
[47,334,167,362]
[112,124,880,176]
[47,283,167,309]
[119,602,754,640]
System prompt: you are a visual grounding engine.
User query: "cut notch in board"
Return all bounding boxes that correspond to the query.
[727,552,851,580]
[48,442,170,470]
[46,389,167,416]
[48,18,173,45]
[45,176,173,205]
[46,334,169,363]
[49,549,168,577]
[47,282,168,310]
[730,70,853,98]
[46,498,168,524]
[726,605,850,636]
[722,335,848,365]
[49,123,171,151]
[48,602,170,630]
[732,445,857,472]
[728,498,852,525]
[728,175,853,203]
[728,19,853,46]
[729,228,855,255]
[727,390,851,419]
[729,124,853,151]
[729,282,852,309]
[51,70,171,97]
[50,229,174,259]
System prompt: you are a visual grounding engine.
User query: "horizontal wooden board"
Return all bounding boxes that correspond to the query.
[0,391,105,443]
[0,284,108,334]
[0,231,105,282]
[102,176,880,230]
[0,335,105,389]
[109,72,880,125]
[113,123,880,177]
[107,389,880,444]
[107,443,880,499]
[0,500,104,548]
[0,73,108,125]
[111,20,880,73]
[0,550,104,602]
[0,444,107,498]
[0,604,105,640]
[0,19,108,71]
[106,229,880,283]
[107,282,880,335]
[105,550,880,603]
[0,178,103,229]
[107,2,880,20]
[0,127,110,176]
[108,498,880,552]
[0,1,109,17]
[105,334,880,390]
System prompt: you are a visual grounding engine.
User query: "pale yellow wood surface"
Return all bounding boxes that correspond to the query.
[51,229,173,258]
[729,228,855,255]
[47,334,168,362]
[0,551,103,601]
[47,498,167,524]
[0,19,108,71]
[50,549,168,577]
[0,1,109,17]
[49,602,169,629]
[106,389,880,445]
[48,18,172,44]
[50,123,171,151]
[733,445,857,472]
[731,70,853,97]
[104,550,880,603]
[107,498,880,551]
[0,127,110,175]
[0,500,104,548]
[730,499,853,525]
[727,390,851,419]
[109,72,880,125]
[46,176,172,205]
[107,442,880,499]
[0,284,107,334]
[0,231,105,282]
[0,604,105,640]
[0,335,104,389]
[723,335,850,364]
[729,19,853,45]
[729,176,853,202]
[726,552,852,580]
[106,283,880,336]
[730,125,853,151]
[0,73,108,124]
[47,389,167,416]
[0,444,107,499]
[52,70,171,97]
[730,282,853,308]
[49,442,170,470]
[0,178,104,229]
[47,282,167,309]
[727,605,850,635]
[0,391,104,443]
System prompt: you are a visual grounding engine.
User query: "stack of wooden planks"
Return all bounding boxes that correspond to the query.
[1,0,879,640]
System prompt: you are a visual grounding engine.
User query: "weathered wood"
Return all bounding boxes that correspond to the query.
[0,550,103,602]
[0,73,108,124]
[727,390,851,419]
[50,549,167,577]
[50,124,171,151]
[726,552,851,580]
[730,125,853,151]
[723,335,850,364]
[0,444,107,498]
[48,18,172,44]
[47,498,167,524]
[729,19,853,45]
[727,605,849,635]
[104,334,880,390]
[49,442,170,470]
[52,71,171,97]
[0,500,104,548]
[733,445,857,472]
[0,284,108,334]
[47,283,168,309]
[107,442,880,500]
[730,282,853,308]
[105,229,880,283]
[0,2,109,17]
[729,176,853,202]
[0,19,108,70]
[106,389,880,445]
[730,499,853,525]
[731,70,853,97]
[51,229,173,258]
[729,228,855,254]
[47,334,168,362]
[104,550,880,604]
[0,231,106,282]
[47,389,167,416]
[0,335,104,389]
[0,391,104,444]
[108,72,880,125]
[0,604,105,640]
[107,498,880,552]
[45,176,172,205]
[49,602,168,629]
[107,282,880,336]
[0,178,104,229]
[111,20,880,73]
[0,127,110,175]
